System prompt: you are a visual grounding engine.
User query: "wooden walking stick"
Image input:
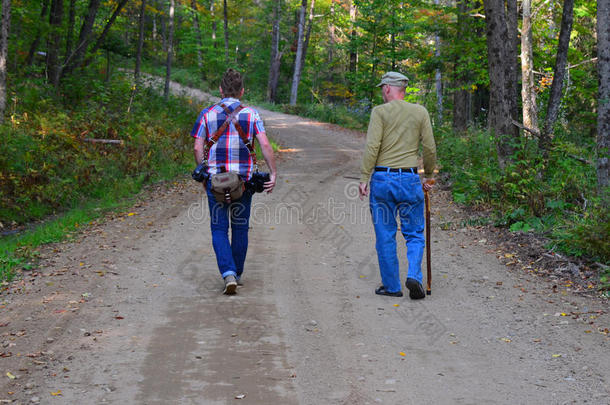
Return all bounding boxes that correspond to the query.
[424,180,435,295]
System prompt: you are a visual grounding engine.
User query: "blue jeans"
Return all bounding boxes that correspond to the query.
[369,170,425,293]
[206,183,253,279]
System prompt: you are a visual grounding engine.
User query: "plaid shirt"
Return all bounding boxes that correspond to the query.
[191,98,265,180]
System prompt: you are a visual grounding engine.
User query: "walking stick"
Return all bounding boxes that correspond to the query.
[424,180,435,295]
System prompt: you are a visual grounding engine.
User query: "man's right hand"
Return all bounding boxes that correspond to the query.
[423,178,435,191]
[359,182,369,200]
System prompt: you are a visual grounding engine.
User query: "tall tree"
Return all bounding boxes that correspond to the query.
[165,0,175,100]
[46,0,64,87]
[598,0,610,197]
[65,0,77,58]
[289,0,307,105]
[267,0,282,102]
[540,0,575,151]
[25,0,50,67]
[452,0,472,132]
[434,0,442,125]
[483,0,519,168]
[63,0,101,76]
[190,0,204,71]
[210,0,217,47]
[129,0,147,113]
[349,1,357,75]
[0,0,10,123]
[223,0,229,64]
[520,0,538,134]
[300,0,315,69]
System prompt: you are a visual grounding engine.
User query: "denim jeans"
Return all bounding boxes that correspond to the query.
[206,182,253,279]
[369,170,425,293]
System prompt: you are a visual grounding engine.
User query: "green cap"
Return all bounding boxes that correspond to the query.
[376,71,409,87]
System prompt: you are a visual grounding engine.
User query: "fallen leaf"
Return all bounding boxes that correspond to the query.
[6,372,15,380]
[0,322,9,327]
[235,394,246,399]
[552,354,562,358]
[51,390,62,396]
[0,352,12,358]
[399,352,406,357]
[115,316,124,320]
[500,338,511,343]
[393,304,400,307]
[127,212,136,217]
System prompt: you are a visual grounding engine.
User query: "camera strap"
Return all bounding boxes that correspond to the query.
[202,103,259,172]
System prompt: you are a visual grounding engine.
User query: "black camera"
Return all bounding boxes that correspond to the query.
[192,162,210,183]
[246,172,270,193]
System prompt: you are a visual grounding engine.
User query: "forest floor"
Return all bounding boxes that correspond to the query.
[1,82,608,404]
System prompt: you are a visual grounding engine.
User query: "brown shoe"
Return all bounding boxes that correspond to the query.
[223,275,237,295]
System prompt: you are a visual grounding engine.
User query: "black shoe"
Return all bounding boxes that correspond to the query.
[223,275,237,295]
[375,286,403,297]
[406,278,425,300]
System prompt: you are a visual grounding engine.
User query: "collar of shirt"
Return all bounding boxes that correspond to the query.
[220,97,241,105]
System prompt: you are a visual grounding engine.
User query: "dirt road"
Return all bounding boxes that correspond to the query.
[1,83,609,404]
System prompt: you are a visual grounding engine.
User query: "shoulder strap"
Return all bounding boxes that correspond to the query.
[202,103,252,164]
[211,103,258,167]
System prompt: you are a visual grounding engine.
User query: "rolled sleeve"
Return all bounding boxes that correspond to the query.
[420,109,437,177]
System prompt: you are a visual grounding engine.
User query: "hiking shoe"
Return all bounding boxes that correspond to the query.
[375,285,403,297]
[236,277,243,286]
[406,278,425,300]
[223,275,237,295]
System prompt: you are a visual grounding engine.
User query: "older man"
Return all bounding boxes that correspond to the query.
[358,72,436,299]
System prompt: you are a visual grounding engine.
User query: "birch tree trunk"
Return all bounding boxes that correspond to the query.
[223,0,229,64]
[0,0,10,123]
[128,0,147,113]
[267,0,282,102]
[521,0,538,134]
[289,0,307,105]
[597,0,610,197]
[541,0,574,151]
[164,0,175,100]
[328,0,335,67]
[349,1,357,75]
[483,0,519,168]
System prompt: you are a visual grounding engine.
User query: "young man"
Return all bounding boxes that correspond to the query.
[192,68,277,294]
[358,71,436,299]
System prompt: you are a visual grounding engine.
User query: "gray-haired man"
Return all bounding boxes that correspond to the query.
[358,71,437,299]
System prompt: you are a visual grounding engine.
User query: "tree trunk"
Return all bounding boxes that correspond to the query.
[540,0,575,150]
[521,0,538,135]
[483,0,519,168]
[289,0,307,105]
[65,0,77,57]
[452,0,471,132]
[80,0,130,69]
[223,0,229,64]
[190,0,203,70]
[267,0,281,102]
[434,0,442,125]
[62,0,101,76]
[210,0,217,47]
[597,0,610,197]
[328,0,335,67]
[0,0,10,123]
[299,0,315,69]
[349,1,357,75]
[46,0,64,87]
[164,0,175,100]
[25,0,49,67]
[128,0,147,113]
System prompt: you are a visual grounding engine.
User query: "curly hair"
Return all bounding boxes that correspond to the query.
[220,68,244,98]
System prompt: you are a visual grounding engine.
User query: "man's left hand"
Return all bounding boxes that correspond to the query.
[264,172,277,193]
[359,182,369,200]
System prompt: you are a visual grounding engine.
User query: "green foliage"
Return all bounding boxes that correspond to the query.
[436,126,608,264]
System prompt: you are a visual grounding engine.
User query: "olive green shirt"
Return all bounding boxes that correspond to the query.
[360,100,436,183]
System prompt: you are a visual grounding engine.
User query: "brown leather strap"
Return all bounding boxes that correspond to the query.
[202,103,257,167]
[218,104,258,167]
